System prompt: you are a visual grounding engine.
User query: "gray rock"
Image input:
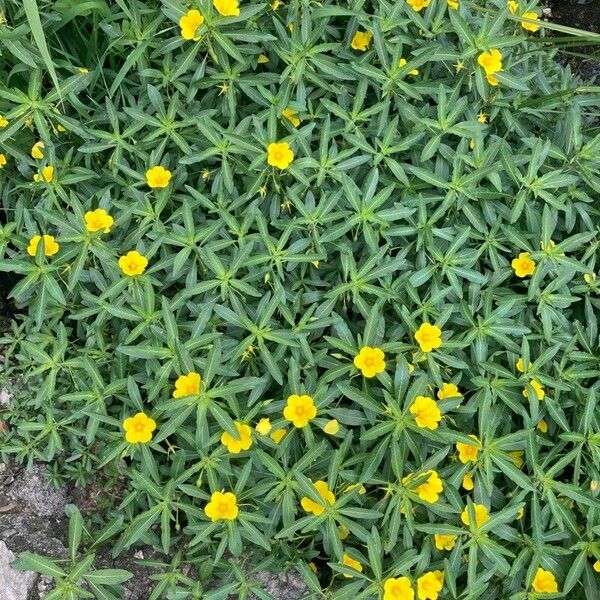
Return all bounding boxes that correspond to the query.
[0,541,37,600]
[249,569,309,600]
[7,466,67,518]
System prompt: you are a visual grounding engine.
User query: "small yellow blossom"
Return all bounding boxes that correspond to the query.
[516,506,525,519]
[342,553,363,578]
[31,141,45,159]
[255,418,272,435]
[399,58,419,75]
[271,0,281,9]
[78,67,89,73]
[437,383,462,399]
[57,124,66,132]
[179,9,204,40]
[270,428,287,443]
[477,111,488,124]
[27,234,59,257]
[351,31,373,51]
[516,358,528,373]
[447,0,458,9]
[84,208,113,233]
[537,419,548,433]
[301,480,335,516]
[213,0,240,16]
[33,165,54,182]
[456,435,480,463]
[523,379,545,401]
[417,571,444,600]
[486,73,499,86]
[267,141,294,170]
[146,165,172,188]
[282,107,301,127]
[204,491,238,521]
[410,396,442,430]
[323,419,340,435]
[403,470,443,503]
[383,577,414,600]
[221,422,253,454]
[531,568,558,593]
[173,372,201,398]
[0,153,6,168]
[593,560,600,573]
[346,483,367,495]
[406,0,430,12]
[478,49,503,75]
[0,115,8,128]
[584,272,596,284]
[119,250,148,276]
[123,412,156,444]
[462,473,474,491]
[415,323,442,353]
[521,12,540,32]
[461,504,489,528]
[434,534,457,551]
[508,1,519,14]
[284,394,317,427]
[510,451,524,469]
[353,346,386,378]
[512,252,536,277]
[257,54,270,63]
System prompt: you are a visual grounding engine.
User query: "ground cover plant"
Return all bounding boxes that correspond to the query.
[1,0,600,598]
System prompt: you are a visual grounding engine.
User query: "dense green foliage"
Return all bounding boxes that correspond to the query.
[1,0,600,598]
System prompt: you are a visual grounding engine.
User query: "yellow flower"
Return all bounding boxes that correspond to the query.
[270,428,287,443]
[456,435,480,463]
[460,504,489,528]
[447,0,458,9]
[512,252,535,277]
[486,73,499,86]
[410,396,442,430]
[78,67,89,73]
[255,418,272,435]
[406,0,430,12]
[417,571,444,600]
[323,419,340,435]
[179,9,204,40]
[33,165,54,182]
[531,568,558,593]
[213,0,240,16]
[351,31,372,51]
[0,153,6,168]
[221,422,253,454]
[123,412,156,444]
[146,165,172,188]
[84,208,114,233]
[523,379,545,401]
[346,483,366,494]
[508,1,519,14]
[516,358,528,373]
[521,12,540,32]
[537,419,548,433]
[399,58,419,75]
[403,470,443,503]
[118,250,149,276]
[204,491,238,521]
[282,107,301,127]
[0,115,8,128]
[27,234,59,257]
[510,451,524,469]
[257,54,269,63]
[437,383,461,400]
[434,534,457,551]
[301,480,335,516]
[383,577,414,600]
[31,141,45,159]
[477,111,488,124]
[172,372,201,398]
[593,560,600,573]
[462,473,474,490]
[353,346,386,378]
[284,394,317,427]
[342,553,363,578]
[584,272,596,284]
[414,323,442,353]
[271,0,281,9]
[478,49,503,75]
[267,142,294,169]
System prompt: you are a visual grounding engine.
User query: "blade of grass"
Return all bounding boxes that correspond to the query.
[22,0,61,97]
